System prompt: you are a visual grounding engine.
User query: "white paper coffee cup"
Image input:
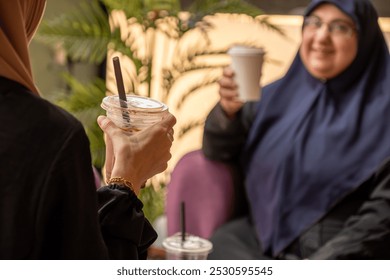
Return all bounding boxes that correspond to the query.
[228,45,265,102]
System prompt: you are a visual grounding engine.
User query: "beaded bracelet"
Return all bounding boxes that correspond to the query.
[107,177,135,193]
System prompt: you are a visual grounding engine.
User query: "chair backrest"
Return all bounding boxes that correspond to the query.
[166,150,236,239]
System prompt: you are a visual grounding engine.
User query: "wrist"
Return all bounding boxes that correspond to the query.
[111,166,143,194]
[107,176,139,195]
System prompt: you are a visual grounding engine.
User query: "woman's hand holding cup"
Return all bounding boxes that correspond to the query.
[98,113,176,195]
[218,66,244,118]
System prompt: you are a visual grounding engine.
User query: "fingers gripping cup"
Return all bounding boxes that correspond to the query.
[163,232,213,260]
[101,95,168,132]
[228,45,265,102]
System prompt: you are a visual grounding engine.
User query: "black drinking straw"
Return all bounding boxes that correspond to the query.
[112,56,130,123]
[180,201,186,243]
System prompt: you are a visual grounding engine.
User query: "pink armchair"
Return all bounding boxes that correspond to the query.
[166,150,246,239]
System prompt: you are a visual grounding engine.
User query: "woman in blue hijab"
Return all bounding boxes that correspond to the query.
[203,0,390,259]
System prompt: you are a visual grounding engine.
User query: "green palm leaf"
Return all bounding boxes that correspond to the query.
[139,182,166,223]
[190,0,263,15]
[55,74,106,168]
[102,0,143,20]
[187,0,264,28]
[102,0,181,22]
[36,0,110,64]
[144,0,181,13]
[57,74,106,112]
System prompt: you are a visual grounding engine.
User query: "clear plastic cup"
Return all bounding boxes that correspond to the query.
[101,95,168,132]
[162,232,213,260]
[228,45,265,102]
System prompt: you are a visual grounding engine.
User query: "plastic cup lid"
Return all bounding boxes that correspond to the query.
[101,95,167,112]
[127,95,165,111]
[162,233,213,254]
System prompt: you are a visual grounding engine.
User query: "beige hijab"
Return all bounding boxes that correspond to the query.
[0,0,47,95]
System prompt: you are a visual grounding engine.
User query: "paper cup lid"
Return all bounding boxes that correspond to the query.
[228,45,265,56]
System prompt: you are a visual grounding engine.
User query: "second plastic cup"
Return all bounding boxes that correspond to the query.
[162,232,213,260]
[101,94,168,132]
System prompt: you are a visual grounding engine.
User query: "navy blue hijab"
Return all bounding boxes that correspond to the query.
[244,0,390,257]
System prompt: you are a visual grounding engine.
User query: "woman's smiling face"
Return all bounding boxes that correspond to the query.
[300,3,358,80]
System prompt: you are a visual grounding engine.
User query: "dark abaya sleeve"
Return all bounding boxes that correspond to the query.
[97,185,157,260]
[202,102,256,162]
[309,159,390,259]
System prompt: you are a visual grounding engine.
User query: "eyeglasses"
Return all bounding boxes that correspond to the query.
[303,16,357,37]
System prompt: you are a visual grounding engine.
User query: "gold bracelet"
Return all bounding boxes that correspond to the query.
[107,177,134,192]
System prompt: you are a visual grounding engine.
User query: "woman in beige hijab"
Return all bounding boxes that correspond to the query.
[0,0,176,259]
[0,0,45,94]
